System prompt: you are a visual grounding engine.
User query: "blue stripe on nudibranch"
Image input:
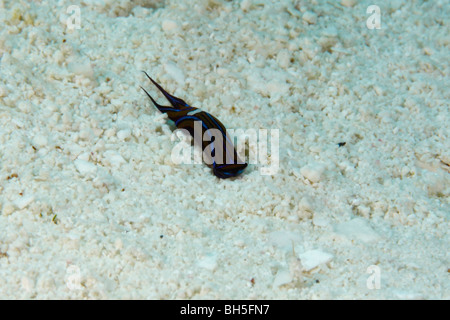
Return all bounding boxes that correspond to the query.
[174,115,207,127]
[141,71,247,179]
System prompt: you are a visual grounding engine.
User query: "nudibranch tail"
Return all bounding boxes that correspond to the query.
[139,86,166,112]
[142,71,187,108]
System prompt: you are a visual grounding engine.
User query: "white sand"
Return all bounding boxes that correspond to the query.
[0,0,448,299]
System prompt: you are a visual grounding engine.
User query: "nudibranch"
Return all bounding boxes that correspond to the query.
[141,71,247,179]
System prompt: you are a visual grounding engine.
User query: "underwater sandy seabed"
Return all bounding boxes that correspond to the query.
[0,0,448,299]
